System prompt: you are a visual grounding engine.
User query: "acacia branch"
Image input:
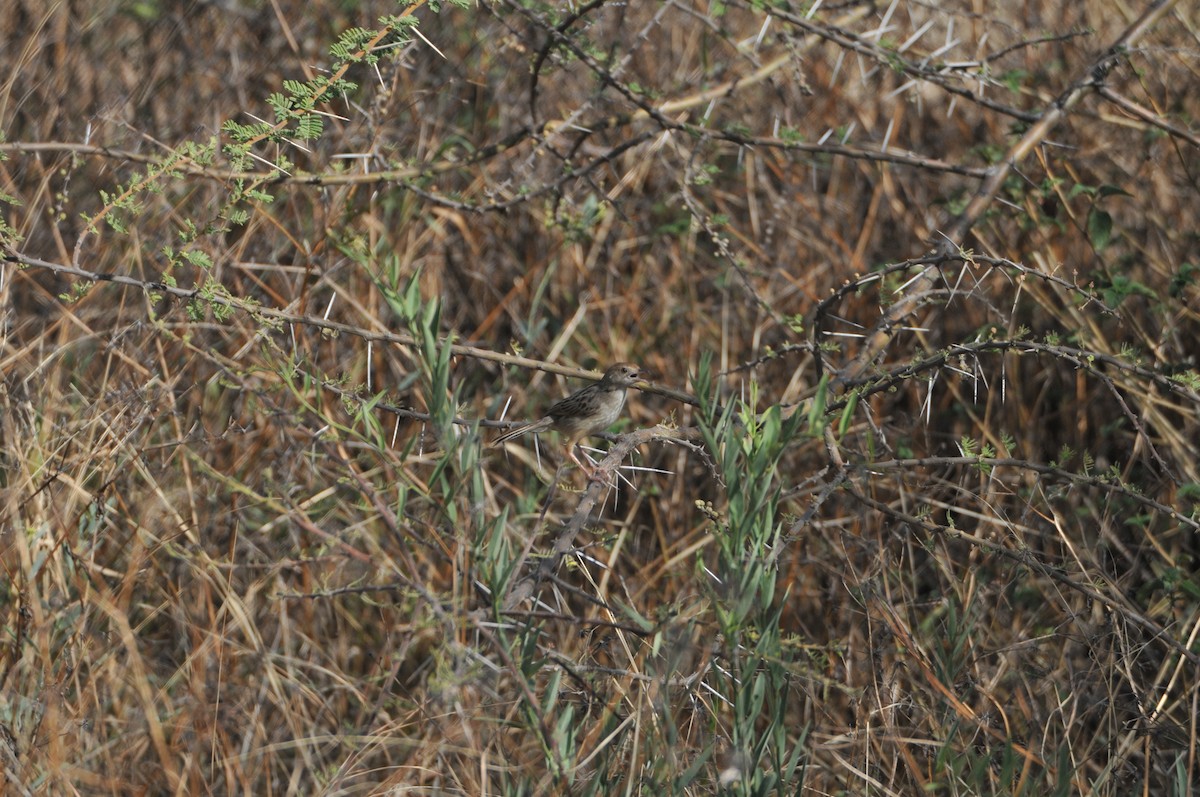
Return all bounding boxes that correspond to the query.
[835,0,1181,387]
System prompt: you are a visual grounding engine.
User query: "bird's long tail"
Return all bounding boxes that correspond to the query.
[490,417,554,447]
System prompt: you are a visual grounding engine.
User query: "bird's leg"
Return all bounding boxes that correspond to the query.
[566,442,596,479]
[566,441,609,480]
[578,445,613,483]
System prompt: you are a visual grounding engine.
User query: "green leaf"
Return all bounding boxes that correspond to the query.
[838,390,859,437]
[1096,184,1132,200]
[807,374,829,434]
[1087,208,1113,250]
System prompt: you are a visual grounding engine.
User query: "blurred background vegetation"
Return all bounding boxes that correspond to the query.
[2,0,1199,794]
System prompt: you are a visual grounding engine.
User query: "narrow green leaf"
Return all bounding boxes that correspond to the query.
[807,374,829,434]
[838,390,859,437]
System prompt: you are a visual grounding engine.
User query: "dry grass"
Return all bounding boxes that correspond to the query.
[2,0,1199,794]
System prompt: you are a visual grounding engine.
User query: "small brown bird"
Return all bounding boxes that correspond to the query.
[491,363,645,477]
